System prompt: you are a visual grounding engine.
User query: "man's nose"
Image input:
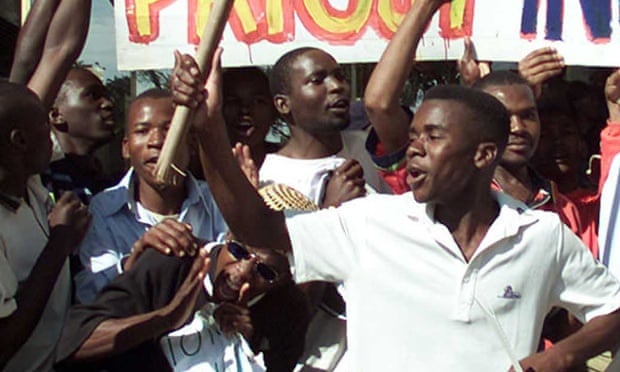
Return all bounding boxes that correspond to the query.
[327,76,349,95]
[510,115,526,133]
[147,128,166,147]
[100,96,114,110]
[406,137,425,158]
[236,256,258,280]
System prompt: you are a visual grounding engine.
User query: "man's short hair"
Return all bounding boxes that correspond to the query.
[54,67,102,106]
[424,85,511,155]
[269,47,321,96]
[134,87,171,102]
[472,70,530,91]
[0,81,42,138]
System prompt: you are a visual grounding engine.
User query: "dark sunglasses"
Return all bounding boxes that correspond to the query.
[226,241,280,283]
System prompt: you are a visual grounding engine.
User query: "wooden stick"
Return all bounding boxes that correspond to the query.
[154,0,234,185]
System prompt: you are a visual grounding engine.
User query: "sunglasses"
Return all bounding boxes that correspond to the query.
[226,241,280,283]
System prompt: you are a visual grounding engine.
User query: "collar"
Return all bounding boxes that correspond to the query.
[404,190,538,233]
[0,176,52,213]
[0,190,21,211]
[98,168,203,218]
[491,167,555,209]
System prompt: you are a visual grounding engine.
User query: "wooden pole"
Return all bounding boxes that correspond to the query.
[21,0,32,25]
[154,0,234,185]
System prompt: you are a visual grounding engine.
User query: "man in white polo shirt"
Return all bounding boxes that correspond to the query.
[175,19,620,372]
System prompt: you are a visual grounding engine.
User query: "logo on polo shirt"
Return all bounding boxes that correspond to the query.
[499,285,521,299]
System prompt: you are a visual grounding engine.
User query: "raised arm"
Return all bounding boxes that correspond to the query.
[11,0,91,109]
[8,0,61,84]
[364,0,449,154]
[600,69,620,190]
[171,50,291,253]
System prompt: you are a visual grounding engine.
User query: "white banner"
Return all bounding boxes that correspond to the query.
[114,0,620,70]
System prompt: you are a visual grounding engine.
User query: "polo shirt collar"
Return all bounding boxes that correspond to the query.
[0,176,52,213]
[99,168,203,221]
[491,167,554,210]
[405,190,539,261]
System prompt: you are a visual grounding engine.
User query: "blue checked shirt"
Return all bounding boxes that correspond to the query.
[74,169,227,304]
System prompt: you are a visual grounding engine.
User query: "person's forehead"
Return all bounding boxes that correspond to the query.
[483,84,535,109]
[224,76,270,97]
[127,97,173,125]
[65,69,104,90]
[414,99,468,126]
[291,50,339,76]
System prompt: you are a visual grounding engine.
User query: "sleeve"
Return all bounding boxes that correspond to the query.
[365,129,409,195]
[0,239,17,318]
[284,201,366,284]
[56,250,196,366]
[75,216,127,304]
[551,224,620,323]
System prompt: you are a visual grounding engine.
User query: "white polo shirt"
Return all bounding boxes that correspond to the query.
[0,176,70,372]
[285,191,620,371]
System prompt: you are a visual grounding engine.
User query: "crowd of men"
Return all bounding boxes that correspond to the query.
[2,0,620,371]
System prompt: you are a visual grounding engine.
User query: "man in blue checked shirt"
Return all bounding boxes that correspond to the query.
[74,88,228,304]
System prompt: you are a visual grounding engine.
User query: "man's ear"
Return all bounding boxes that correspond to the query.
[121,137,130,160]
[474,142,499,169]
[273,94,291,116]
[9,129,27,150]
[49,107,68,132]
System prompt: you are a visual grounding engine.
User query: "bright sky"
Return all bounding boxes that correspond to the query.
[80,1,122,80]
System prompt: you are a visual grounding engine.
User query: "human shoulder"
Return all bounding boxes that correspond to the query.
[495,191,566,236]
[88,171,133,217]
[330,192,418,216]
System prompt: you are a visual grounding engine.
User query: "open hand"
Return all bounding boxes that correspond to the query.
[48,191,92,252]
[124,219,199,271]
[162,248,211,331]
[322,159,366,208]
[457,37,490,87]
[232,142,259,189]
[518,47,564,98]
[509,348,569,372]
[214,302,254,340]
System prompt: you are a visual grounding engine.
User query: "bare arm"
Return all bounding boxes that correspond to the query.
[515,309,620,371]
[364,0,448,154]
[68,250,210,362]
[605,69,620,123]
[0,193,90,367]
[171,50,291,253]
[8,0,61,84]
[13,0,92,109]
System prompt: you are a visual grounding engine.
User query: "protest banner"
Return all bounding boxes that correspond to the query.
[114,0,620,70]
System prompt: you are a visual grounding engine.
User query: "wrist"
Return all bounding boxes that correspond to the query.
[608,107,620,123]
[48,225,80,248]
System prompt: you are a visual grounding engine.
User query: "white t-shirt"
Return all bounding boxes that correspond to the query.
[285,191,620,371]
[158,242,265,372]
[0,176,70,372]
[160,306,265,372]
[259,131,391,205]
